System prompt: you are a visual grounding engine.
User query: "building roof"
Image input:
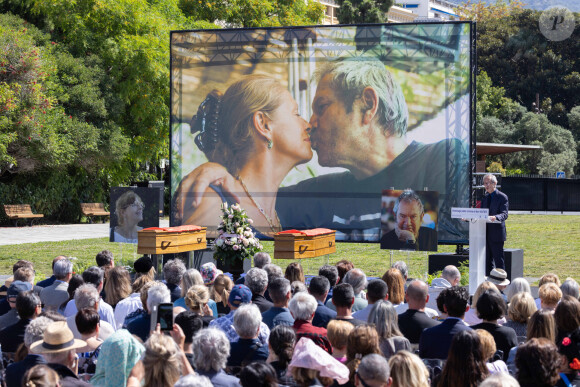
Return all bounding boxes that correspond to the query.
[477,142,542,156]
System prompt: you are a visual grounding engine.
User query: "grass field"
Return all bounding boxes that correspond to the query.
[1,214,578,284]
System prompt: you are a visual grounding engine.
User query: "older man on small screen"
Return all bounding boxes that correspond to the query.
[380,190,437,251]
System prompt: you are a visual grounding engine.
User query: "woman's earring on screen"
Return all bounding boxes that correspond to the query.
[267,139,273,149]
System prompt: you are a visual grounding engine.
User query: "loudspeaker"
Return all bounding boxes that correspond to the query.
[428,248,524,282]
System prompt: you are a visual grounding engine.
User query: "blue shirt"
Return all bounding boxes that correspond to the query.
[261,307,294,329]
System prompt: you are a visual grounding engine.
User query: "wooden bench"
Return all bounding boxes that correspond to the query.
[80,203,110,223]
[3,204,44,226]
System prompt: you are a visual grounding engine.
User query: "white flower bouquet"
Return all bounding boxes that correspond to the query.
[213,203,263,265]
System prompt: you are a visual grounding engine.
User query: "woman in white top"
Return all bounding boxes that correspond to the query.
[112,190,144,243]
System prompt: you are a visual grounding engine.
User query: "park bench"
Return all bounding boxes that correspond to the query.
[3,204,44,226]
[80,203,110,223]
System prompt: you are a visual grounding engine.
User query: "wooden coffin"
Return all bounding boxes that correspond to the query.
[274,229,336,259]
[137,225,207,255]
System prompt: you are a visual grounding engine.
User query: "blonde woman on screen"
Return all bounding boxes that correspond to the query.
[112,190,144,243]
[178,75,312,237]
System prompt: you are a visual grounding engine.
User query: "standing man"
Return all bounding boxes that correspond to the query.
[481,173,508,274]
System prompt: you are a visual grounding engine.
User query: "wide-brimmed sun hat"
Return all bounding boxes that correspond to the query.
[30,321,86,354]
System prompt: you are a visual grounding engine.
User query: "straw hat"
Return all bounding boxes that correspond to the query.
[486,268,510,287]
[30,321,86,354]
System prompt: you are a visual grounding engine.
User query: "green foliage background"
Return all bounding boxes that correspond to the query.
[0,0,323,224]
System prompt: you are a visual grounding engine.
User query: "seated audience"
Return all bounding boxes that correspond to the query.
[329,269,368,313]
[471,290,518,362]
[289,291,332,354]
[505,277,532,304]
[336,260,355,284]
[556,328,580,387]
[318,265,339,303]
[66,284,115,340]
[464,280,503,326]
[185,284,215,327]
[554,295,580,344]
[426,265,460,311]
[288,337,349,387]
[58,274,84,315]
[228,304,269,370]
[175,268,219,317]
[345,325,382,386]
[503,291,536,338]
[175,311,204,367]
[4,316,53,387]
[486,268,511,301]
[479,372,520,387]
[355,354,392,387]
[122,280,157,329]
[291,281,308,296]
[209,284,270,345]
[262,277,294,329]
[476,329,508,374]
[209,273,233,316]
[127,327,194,387]
[22,364,61,387]
[267,325,297,386]
[39,258,73,312]
[126,283,170,342]
[175,374,213,387]
[192,328,240,386]
[75,308,103,376]
[391,261,410,285]
[353,278,387,321]
[104,266,132,310]
[506,309,556,375]
[113,275,150,330]
[0,290,41,353]
[163,259,186,302]
[534,273,561,309]
[90,329,145,387]
[515,338,562,387]
[398,280,440,345]
[285,262,306,284]
[436,330,489,387]
[327,320,354,363]
[246,268,274,313]
[200,262,221,286]
[331,283,365,326]
[64,266,115,328]
[30,321,91,386]
[133,256,156,281]
[239,361,278,387]
[538,282,562,312]
[560,278,580,300]
[419,286,471,360]
[388,350,430,387]
[368,300,411,359]
[309,276,337,328]
[36,256,66,288]
[382,268,406,311]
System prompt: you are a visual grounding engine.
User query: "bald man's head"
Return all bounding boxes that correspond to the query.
[406,280,429,309]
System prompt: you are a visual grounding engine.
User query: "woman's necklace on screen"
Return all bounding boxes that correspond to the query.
[237,176,281,233]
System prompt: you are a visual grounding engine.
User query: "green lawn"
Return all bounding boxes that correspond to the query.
[0,214,578,284]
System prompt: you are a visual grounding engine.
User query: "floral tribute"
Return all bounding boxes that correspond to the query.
[214,203,263,265]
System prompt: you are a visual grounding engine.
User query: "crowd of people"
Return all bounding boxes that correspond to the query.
[0,253,578,387]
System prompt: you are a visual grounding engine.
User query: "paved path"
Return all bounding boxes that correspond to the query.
[0,220,169,246]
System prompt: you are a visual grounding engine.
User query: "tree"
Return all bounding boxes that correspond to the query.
[336,0,393,24]
[179,0,324,27]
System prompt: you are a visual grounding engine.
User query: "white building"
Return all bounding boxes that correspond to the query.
[395,0,459,20]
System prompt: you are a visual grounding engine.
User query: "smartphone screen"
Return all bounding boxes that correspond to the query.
[156,303,174,331]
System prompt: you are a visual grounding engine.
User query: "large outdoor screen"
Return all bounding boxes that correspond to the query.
[170,23,474,243]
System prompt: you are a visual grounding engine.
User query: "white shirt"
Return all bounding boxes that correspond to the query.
[113,293,143,330]
[395,303,439,318]
[64,298,117,330]
[66,314,115,341]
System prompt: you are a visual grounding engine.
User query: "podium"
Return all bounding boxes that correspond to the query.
[451,208,488,294]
